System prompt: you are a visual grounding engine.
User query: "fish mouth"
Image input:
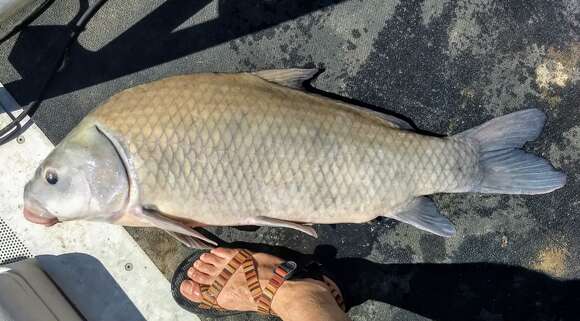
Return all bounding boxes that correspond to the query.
[23,207,58,227]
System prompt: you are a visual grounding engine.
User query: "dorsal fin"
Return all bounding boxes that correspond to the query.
[252,68,319,89]
[253,68,413,130]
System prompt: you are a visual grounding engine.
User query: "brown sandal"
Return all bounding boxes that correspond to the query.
[171,249,345,318]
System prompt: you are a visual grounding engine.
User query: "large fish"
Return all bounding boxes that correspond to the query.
[23,69,566,248]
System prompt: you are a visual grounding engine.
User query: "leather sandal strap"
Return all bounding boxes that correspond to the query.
[324,278,346,311]
[199,249,260,310]
[199,284,222,310]
[194,254,345,315]
[242,255,263,302]
[207,249,252,298]
[292,261,347,312]
[256,261,297,315]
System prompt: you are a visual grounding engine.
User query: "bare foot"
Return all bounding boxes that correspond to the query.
[179,247,342,315]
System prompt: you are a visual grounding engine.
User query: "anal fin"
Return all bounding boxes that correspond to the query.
[391,197,456,237]
[246,216,318,238]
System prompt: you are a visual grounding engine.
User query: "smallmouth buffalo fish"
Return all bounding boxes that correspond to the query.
[23,69,566,248]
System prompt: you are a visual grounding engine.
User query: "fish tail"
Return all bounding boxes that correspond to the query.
[456,109,566,194]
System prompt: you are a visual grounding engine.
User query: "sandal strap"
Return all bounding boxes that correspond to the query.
[256,261,296,314]
[207,249,252,298]
[293,261,347,312]
[242,254,263,302]
[324,278,346,311]
[195,254,345,315]
[199,284,222,310]
[200,249,262,310]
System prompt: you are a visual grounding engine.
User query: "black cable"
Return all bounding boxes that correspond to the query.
[0,0,56,46]
[0,0,110,145]
[74,0,108,29]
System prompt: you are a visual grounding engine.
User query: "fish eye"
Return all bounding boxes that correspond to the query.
[45,170,58,185]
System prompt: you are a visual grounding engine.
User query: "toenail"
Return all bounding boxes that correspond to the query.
[194,260,200,268]
[182,280,193,295]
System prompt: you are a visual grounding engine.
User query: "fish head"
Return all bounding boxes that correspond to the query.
[23,124,129,226]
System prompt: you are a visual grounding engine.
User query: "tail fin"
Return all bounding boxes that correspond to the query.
[456,109,566,194]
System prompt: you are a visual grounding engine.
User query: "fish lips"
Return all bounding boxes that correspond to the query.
[23,206,59,227]
[23,182,59,226]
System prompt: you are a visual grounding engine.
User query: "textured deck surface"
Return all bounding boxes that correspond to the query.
[1,1,579,320]
[0,98,194,321]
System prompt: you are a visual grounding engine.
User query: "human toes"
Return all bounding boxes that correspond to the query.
[200,252,225,266]
[210,247,239,259]
[180,280,202,302]
[194,259,219,275]
[188,267,212,284]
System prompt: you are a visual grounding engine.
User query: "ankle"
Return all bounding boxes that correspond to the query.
[270,279,334,315]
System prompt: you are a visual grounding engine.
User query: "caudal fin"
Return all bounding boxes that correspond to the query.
[456,109,566,194]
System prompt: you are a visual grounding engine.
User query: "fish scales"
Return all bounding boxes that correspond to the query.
[88,73,478,225]
[23,70,566,245]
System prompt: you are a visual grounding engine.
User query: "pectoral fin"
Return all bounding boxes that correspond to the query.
[390,197,456,237]
[166,231,215,250]
[246,216,318,238]
[137,209,218,247]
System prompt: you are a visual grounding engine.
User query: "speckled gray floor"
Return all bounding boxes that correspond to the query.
[1,1,579,320]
